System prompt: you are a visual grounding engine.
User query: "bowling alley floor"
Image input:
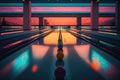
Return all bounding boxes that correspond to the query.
[0,30,120,80]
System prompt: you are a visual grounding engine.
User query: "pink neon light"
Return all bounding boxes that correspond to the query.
[0,6,115,13]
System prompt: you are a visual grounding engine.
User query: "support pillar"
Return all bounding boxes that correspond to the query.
[91,0,99,31]
[39,17,43,30]
[23,0,31,31]
[115,0,120,34]
[0,17,1,35]
[77,17,81,30]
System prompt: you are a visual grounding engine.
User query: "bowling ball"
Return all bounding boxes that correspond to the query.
[55,77,65,80]
[58,44,63,49]
[56,52,64,60]
[54,66,66,78]
[58,39,63,48]
[58,39,62,42]
[57,48,63,52]
[56,60,64,67]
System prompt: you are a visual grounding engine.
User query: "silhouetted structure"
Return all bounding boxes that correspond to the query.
[1,18,7,26]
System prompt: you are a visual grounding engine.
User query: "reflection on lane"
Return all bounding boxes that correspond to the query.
[32,44,49,59]
[12,50,29,75]
[0,30,120,80]
[32,65,38,73]
[0,41,51,80]
[74,44,120,80]
[91,50,110,72]
[0,49,30,80]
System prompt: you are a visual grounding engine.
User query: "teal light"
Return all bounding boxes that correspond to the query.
[92,50,110,71]
[0,3,23,6]
[13,50,29,72]
[0,3,115,7]
[99,3,115,6]
[31,3,90,7]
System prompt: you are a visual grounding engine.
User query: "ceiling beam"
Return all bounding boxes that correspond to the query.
[0,13,115,17]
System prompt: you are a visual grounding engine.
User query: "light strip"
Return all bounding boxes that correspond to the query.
[0,3,115,7]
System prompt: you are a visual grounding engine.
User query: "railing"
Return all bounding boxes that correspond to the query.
[76,26,117,33]
[98,26,117,33]
[0,26,23,33]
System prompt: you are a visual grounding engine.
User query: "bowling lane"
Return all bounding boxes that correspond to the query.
[61,30,120,80]
[0,29,120,80]
[0,30,60,80]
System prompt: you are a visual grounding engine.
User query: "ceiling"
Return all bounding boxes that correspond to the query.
[0,0,115,3]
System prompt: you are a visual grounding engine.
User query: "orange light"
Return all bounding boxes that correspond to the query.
[89,63,99,71]
[32,65,38,73]
[91,58,101,71]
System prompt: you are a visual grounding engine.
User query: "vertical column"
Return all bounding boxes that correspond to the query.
[0,17,1,35]
[39,17,43,30]
[77,17,81,30]
[23,0,31,31]
[0,17,2,23]
[115,0,120,34]
[91,0,99,31]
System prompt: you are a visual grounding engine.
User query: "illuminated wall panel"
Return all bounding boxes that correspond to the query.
[0,6,115,13]
[0,17,39,25]
[81,17,115,26]
[43,17,77,26]
[44,30,76,45]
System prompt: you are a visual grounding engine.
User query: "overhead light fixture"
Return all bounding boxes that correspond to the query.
[96,0,100,2]
[22,0,31,2]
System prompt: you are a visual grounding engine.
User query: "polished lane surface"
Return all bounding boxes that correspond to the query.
[0,30,120,80]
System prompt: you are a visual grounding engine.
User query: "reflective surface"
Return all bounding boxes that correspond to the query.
[0,30,120,80]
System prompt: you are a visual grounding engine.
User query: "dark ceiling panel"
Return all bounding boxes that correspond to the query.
[0,0,115,3]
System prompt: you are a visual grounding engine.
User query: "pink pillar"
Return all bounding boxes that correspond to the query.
[77,17,81,30]
[0,17,1,35]
[39,17,43,30]
[91,0,99,31]
[115,0,120,34]
[0,17,2,23]
[23,0,31,31]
